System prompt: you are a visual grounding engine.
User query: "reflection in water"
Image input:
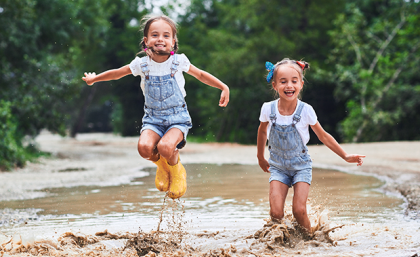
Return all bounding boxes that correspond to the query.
[0,164,418,256]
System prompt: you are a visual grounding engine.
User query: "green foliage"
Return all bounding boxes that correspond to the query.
[76,0,148,136]
[0,100,44,170]
[0,101,25,170]
[0,0,123,168]
[329,0,420,142]
[178,0,346,143]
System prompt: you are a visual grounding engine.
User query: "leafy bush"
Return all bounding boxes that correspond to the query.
[0,101,26,170]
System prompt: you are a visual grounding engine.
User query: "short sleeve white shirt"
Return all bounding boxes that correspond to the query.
[129,54,191,97]
[259,99,318,145]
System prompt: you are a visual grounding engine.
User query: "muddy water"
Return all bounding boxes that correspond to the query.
[1,164,419,256]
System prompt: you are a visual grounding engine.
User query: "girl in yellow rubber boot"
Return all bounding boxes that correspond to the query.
[82,15,230,199]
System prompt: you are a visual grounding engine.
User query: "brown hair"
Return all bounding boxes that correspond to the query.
[270,58,310,82]
[137,15,179,57]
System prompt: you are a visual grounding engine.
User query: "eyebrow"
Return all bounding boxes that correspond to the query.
[150,30,171,34]
[279,77,299,79]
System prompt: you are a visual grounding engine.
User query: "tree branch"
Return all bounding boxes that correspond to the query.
[368,12,406,73]
[372,42,420,109]
[353,41,420,142]
[347,33,363,66]
[359,10,406,116]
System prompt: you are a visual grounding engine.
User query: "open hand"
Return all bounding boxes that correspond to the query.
[219,89,230,107]
[344,154,366,166]
[82,72,96,86]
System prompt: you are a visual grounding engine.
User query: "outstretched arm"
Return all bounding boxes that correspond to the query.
[311,122,365,166]
[82,65,132,86]
[257,121,270,172]
[186,64,229,107]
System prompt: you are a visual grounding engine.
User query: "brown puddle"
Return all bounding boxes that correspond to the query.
[1,164,402,220]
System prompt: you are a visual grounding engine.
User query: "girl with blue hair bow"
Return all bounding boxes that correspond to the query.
[257,58,365,236]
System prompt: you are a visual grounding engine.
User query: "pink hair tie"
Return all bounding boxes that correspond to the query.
[170,51,174,55]
[145,48,148,51]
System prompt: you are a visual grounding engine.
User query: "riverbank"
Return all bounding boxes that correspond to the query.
[2,131,419,218]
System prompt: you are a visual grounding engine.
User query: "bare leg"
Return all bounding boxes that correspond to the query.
[138,130,161,162]
[269,181,289,221]
[292,182,311,232]
[157,128,184,166]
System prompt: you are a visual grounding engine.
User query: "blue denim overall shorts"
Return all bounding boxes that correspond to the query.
[139,54,192,149]
[268,100,312,187]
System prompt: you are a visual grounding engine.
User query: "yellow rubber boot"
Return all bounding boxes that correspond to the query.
[167,158,187,199]
[153,156,170,192]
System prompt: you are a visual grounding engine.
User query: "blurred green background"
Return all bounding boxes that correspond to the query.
[1,0,419,169]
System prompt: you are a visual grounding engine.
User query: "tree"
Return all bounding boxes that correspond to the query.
[178,0,346,143]
[329,0,420,142]
[0,0,118,169]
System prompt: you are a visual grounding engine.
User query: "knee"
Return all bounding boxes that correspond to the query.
[270,209,284,221]
[292,205,307,218]
[156,140,176,159]
[138,141,155,159]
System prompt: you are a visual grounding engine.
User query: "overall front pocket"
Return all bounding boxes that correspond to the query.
[147,81,175,101]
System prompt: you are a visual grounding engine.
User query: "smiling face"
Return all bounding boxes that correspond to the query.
[143,19,175,56]
[272,65,304,102]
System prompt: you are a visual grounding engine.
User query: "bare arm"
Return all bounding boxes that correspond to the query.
[257,121,270,172]
[310,121,365,166]
[186,64,230,107]
[82,65,132,86]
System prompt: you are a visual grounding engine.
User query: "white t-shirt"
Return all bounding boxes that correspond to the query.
[259,99,318,145]
[129,54,191,97]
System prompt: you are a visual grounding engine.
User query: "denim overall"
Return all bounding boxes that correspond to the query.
[268,100,312,187]
[140,54,192,149]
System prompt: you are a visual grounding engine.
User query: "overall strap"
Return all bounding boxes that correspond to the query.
[170,54,180,77]
[292,100,304,126]
[140,56,150,79]
[269,101,277,125]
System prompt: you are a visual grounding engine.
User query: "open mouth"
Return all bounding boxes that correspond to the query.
[284,90,295,97]
[155,44,166,49]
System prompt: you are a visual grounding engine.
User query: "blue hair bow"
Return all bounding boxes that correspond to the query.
[265,61,274,82]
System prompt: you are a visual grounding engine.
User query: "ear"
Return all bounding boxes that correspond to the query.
[143,37,148,46]
[272,80,278,91]
[172,38,176,48]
